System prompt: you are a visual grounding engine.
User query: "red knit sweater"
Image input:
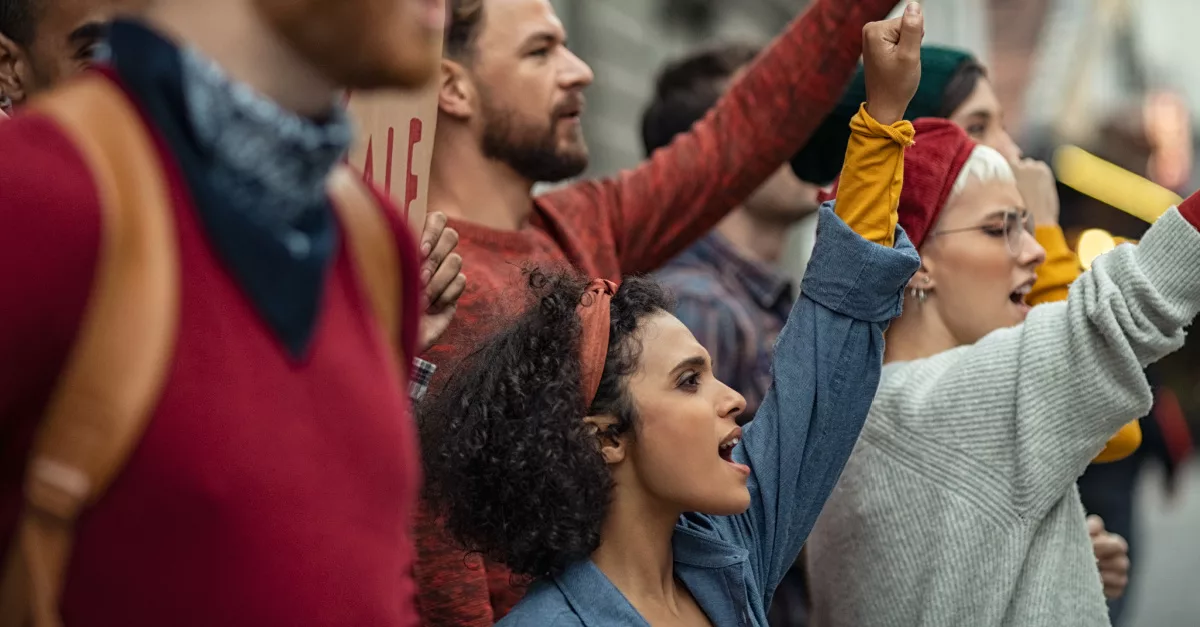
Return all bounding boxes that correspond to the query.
[0,96,424,625]
[414,0,904,623]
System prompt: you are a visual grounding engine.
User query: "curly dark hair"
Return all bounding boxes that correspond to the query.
[418,269,674,580]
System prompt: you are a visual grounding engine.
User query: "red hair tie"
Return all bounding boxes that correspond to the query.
[577,278,617,407]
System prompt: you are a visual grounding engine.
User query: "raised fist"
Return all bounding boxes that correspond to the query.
[1011,158,1060,227]
[862,2,924,125]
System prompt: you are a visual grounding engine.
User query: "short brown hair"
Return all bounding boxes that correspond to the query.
[446,0,485,60]
[640,42,761,156]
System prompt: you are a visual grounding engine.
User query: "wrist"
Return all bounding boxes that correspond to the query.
[865,101,905,126]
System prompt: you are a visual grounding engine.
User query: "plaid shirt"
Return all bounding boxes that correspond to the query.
[655,234,794,420]
[410,357,436,401]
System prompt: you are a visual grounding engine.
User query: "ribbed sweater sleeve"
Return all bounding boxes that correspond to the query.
[1028,224,1143,463]
[873,205,1200,518]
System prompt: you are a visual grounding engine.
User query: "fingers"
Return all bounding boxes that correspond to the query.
[422,224,459,286]
[864,16,903,47]
[1092,532,1128,560]
[1016,158,1052,178]
[420,211,448,258]
[899,2,925,53]
[427,260,466,311]
[1087,515,1105,538]
[1098,543,1131,600]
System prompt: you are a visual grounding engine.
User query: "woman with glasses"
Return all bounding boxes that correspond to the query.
[804,118,1200,627]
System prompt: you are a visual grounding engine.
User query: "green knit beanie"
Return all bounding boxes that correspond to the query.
[790,45,977,185]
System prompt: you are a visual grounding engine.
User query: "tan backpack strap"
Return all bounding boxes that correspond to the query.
[328,166,404,362]
[0,75,178,627]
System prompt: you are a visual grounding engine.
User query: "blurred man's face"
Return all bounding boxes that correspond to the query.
[0,0,140,105]
[253,0,445,90]
[743,164,822,224]
[467,0,594,183]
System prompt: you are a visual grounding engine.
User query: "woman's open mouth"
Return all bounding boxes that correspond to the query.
[1008,283,1033,318]
[718,428,751,476]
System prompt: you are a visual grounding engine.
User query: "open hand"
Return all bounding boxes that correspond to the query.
[1088,515,1130,600]
[1011,158,1060,227]
[417,212,466,353]
[862,2,924,125]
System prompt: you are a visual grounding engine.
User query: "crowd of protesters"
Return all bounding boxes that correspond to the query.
[0,0,1195,626]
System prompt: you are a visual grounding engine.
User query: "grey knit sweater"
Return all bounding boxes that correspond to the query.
[806,208,1200,627]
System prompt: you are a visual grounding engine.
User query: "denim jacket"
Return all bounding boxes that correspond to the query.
[497,204,921,626]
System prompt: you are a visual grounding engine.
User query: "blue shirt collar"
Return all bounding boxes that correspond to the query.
[550,520,750,626]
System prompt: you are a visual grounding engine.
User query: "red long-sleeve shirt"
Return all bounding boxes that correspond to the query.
[416,0,902,623]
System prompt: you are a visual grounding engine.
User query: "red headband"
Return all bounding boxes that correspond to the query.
[577,278,617,407]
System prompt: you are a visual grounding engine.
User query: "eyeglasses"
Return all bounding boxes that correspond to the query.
[931,209,1035,256]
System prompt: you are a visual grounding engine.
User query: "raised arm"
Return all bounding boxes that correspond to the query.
[1029,223,1144,462]
[697,206,918,605]
[677,16,924,601]
[545,0,905,276]
[875,195,1200,519]
[1017,157,1144,464]
[676,30,924,590]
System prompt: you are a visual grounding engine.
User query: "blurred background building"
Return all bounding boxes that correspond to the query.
[545,0,1199,624]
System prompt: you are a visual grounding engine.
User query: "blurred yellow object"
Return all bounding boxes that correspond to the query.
[1093,421,1143,463]
[1076,229,1140,270]
[1077,229,1117,270]
[1053,145,1182,224]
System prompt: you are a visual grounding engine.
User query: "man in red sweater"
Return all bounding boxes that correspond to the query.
[415,0,906,623]
[0,0,462,625]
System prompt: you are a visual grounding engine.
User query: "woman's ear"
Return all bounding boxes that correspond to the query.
[907,265,935,291]
[583,414,627,465]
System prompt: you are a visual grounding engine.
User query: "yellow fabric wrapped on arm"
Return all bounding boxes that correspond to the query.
[832,104,915,247]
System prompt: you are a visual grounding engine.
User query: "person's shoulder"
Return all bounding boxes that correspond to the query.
[496,580,582,626]
[0,111,103,271]
[0,111,100,209]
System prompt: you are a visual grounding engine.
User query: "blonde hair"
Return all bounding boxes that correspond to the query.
[949,145,1015,200]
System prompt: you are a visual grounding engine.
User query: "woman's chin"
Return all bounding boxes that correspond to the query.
[697,487,752,517]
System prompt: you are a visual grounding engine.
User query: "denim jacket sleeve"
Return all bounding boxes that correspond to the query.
[680,202,919,604]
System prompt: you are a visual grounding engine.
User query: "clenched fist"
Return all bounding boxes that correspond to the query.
[862,2,924,125]
[1011,158,1060,227]
[1088,515,1130,600]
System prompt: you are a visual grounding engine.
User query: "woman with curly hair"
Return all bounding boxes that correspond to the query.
[420,218,916,626]
[418,9,927,625]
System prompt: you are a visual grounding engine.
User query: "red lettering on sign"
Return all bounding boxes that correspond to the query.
[360,136,374,184]
[362,137,375,184]
[385,127,396,196]
[405,117,423,219]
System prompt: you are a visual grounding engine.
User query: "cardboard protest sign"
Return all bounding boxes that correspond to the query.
[345,37,443,232]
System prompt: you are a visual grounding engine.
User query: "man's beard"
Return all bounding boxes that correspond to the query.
[480,100,589,184]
